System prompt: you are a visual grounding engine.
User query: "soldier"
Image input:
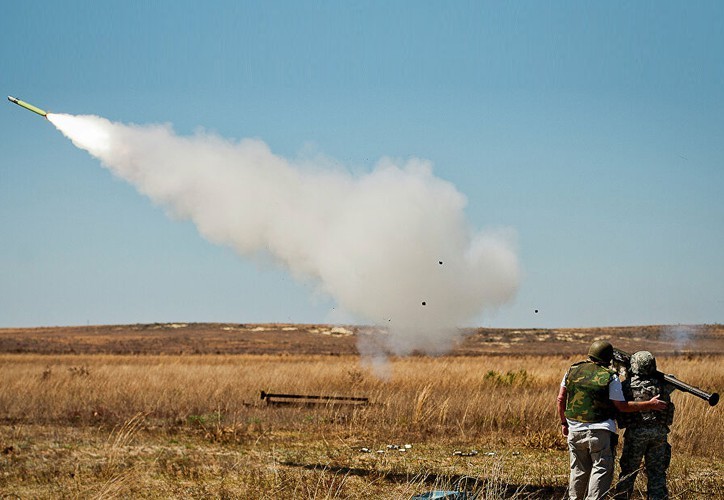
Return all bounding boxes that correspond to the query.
[614,351,676,500]
[557,341,667,500]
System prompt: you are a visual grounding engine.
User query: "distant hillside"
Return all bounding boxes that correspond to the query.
[0,323,720,356]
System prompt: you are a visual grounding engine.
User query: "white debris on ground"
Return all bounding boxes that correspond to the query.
[360,445,518,459]
[453,450,478,457]
[452,450,522,458]
[359,444,413,454]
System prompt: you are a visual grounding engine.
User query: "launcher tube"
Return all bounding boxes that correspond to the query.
[613,348,719,406]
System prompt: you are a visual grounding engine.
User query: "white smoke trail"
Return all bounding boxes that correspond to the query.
[47,113,520,355]
[663,324,698,351]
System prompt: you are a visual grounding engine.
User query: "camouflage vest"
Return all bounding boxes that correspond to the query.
[618,375,674,428]
[564,360,616,423]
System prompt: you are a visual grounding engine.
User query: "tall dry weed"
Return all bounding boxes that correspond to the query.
[0,353,720,457]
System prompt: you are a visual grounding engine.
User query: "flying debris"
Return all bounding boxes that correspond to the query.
[7,96,48,118]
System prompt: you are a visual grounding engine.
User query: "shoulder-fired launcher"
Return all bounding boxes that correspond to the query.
[613,348,719,406]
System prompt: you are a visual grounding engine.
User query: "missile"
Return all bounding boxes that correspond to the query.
[7,96,48,118]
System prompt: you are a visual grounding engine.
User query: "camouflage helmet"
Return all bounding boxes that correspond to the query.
[630,350,657,376]
[588,340,614,364]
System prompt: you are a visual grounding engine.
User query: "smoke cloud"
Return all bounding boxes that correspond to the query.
[48,113,520,355]
[663,324,699,351]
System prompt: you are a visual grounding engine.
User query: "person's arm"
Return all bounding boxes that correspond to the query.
[613,395,667,413]
[556,385,568,436]
[610,374,667,412]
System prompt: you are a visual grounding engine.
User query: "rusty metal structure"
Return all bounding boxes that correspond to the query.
[260,390,369,407]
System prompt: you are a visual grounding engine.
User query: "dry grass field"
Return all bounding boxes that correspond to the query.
[0,324,721,498]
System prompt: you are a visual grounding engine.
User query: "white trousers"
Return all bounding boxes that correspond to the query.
[567,428,615,500]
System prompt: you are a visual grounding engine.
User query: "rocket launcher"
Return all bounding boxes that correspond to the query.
[613,348,719,406]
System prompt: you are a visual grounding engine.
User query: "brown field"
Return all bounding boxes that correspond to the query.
[0,324,721,498]
[1,323,721,356]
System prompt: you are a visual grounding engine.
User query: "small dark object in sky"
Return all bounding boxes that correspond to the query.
[535,309,539,313]
[439,261,443,265]
[422,301,427,306]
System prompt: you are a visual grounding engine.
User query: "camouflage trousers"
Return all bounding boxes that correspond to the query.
[614,426,671,500]
[567,429,617,500]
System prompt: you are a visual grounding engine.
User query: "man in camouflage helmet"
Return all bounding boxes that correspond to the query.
[557,341,667,500]
[613,351,676,499]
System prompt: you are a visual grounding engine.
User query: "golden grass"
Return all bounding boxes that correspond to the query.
[0,353,721,498]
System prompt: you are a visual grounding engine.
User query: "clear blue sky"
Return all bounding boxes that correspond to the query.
[1,1,722,328]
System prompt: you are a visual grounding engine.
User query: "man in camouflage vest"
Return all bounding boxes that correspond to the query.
[613,351,676,499]
[557,341,667,500]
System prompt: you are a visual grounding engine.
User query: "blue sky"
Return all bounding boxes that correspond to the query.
[1,1,722,328]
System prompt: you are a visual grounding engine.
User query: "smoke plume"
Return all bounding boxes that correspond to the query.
[663,324,699,351]
[48,113,520,355]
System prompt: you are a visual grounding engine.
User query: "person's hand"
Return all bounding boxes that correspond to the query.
[561,423,569,437]
[648,394,667,411]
